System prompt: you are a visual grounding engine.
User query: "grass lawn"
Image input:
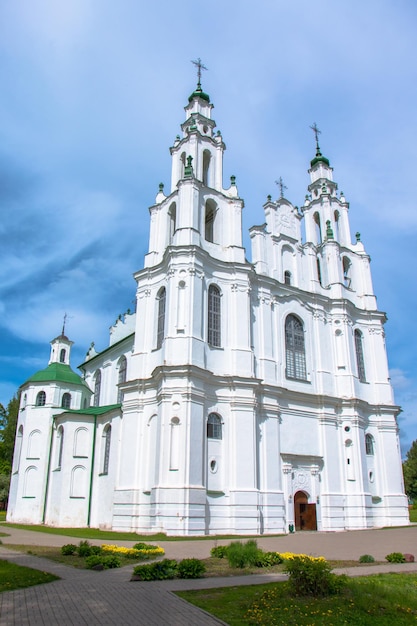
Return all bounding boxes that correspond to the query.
[0,521,282,542]
[409,508,417,523]
[177,573,417,625]
[0,559,59,593]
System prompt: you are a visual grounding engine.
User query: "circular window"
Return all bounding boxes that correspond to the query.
[344,426,350,432]
[210,459,217,473]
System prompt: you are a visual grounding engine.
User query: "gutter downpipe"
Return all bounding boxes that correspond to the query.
[87,415,97,527]
[42,417,55,523]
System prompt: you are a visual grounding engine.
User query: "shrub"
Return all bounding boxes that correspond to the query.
[78,540,93,557]
[227,540,259,569]
[61,544,77,556]
[255,551,284,567]
[133,559,178,581]
[177,558,206,579]
[284,555,346,596]
[359,554,375,563]
[85,554,121,569]
[385,552,406,563]
[210,545,228,559]
[132,542,160,551]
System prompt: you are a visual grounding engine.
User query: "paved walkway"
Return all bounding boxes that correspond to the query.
[0,525,417,625]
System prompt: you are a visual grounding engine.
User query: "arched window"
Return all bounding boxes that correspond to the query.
[203,150,211,186]
[365,433,374,456]
[205,200,216,243]
[93,370,101,407]
[285,315,307,380]
[36,391,46,407]
[343,257,351,288]
[60,349,66,363]
[61,393,71,409]
[180,152,186,178]
[57,426,64,469]
[117,356,127,403]
[102,425,111,474]
[334,210,340,241]
[317,258,322,285]
[207,413,222,440]
[169,203,176,242]
[314,212,322,244]
[284,270,291,285]
[156,287,166,349]
[354,329,366,382]
[208,284,221,347]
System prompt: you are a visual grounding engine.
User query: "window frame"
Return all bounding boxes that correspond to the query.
[354,329,366,382]
[208,284,221,348]
[156,287,166,350]
[285,314,307,381]
[207,413,222,440]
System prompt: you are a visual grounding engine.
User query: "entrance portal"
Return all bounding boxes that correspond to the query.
[294,490,317,531]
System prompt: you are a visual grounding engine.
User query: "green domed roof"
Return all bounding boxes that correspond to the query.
[23,362,89,388]
[310,150,330,167]
[188,85,210,103]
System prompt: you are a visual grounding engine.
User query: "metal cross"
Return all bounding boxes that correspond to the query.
[275,176,287,198]
[191,58,208,86]
[62,313,68,336]
[310,122,321,151]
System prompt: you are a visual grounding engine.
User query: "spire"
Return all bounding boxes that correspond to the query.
[309,122,330,167]
[188,57,210,103]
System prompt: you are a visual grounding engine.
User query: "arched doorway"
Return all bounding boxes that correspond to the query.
[294,491,317,531]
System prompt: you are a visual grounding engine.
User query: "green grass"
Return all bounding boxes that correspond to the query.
[177,573,417,625]
[409,508,417,523]
[0,511,6,522]
[0,559,59,593]
[0,522,282,542]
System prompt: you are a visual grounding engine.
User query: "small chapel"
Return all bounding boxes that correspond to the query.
[7,71,409,535]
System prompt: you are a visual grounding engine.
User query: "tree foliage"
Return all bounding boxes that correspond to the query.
[403,439,417,501]
[0,394,19,506]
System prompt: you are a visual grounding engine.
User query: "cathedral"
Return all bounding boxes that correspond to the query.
[7,75,409,535]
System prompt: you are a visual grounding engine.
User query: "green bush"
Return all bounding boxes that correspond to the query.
[255,551,284,567]
[133,559,178,581]
[177,558,206,579]
[210,545,228,559]
[85,554,121,569]
[385,552,406,563]
[284,556,346,596]
[359,554,375,563]
[227,540,259,569]
[78,540,93,557]
[61,543,77,556]
[132,542,160,551]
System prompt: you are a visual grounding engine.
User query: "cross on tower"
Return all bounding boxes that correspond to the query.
[310,122,321,152]
[191,57,207,87]
[62,313,68,336]
[275,176,287,199]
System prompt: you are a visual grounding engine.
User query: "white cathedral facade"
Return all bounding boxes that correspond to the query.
[7,79,409,535]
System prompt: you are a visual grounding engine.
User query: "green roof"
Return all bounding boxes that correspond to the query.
[57,404,121,416]
[188,86,210,103]
[310,151,330,167]
[24,362,89,388]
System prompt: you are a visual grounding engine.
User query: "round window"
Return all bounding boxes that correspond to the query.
[210,459,217,473]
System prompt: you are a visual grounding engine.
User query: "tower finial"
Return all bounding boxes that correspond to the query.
[61,313,67,337]
[310,122,322,154]
[275,176,287,199]
[191,57,208,89]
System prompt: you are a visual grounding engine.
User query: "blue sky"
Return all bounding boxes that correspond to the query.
[1,1,416,455]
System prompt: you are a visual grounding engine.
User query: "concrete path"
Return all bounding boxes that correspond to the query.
[1,525,417,625]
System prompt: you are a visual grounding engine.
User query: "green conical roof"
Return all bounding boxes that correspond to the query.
[23,362,89,388]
